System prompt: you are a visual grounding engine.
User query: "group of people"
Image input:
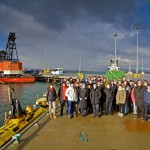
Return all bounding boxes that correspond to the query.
[46,76,150,122]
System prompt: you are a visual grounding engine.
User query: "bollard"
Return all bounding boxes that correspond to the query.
[12,133,22,144]
[35,122,39,126]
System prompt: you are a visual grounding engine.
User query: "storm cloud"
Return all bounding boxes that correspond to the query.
[0,0,150,71]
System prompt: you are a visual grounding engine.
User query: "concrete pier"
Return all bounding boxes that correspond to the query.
[35,74,78,83]
[35,73,150,83]
[7,113,150,150]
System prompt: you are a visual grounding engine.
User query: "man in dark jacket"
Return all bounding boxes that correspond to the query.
[104,84,113,115]
[86,84,92,114]
[90,83,101,118]
[134,80,146,119]
[111,81,118,113]
[143,84,150,121]
[97,81,104,114]
[74,82,80,115]
[79,83,88,116]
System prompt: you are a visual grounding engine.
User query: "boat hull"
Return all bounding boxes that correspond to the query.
[106,70,125,80]
[0,77,35,83]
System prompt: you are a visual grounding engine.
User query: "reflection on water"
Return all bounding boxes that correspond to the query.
[0,82,58,126]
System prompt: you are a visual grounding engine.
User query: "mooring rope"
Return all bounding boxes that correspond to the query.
[79,131,88,142]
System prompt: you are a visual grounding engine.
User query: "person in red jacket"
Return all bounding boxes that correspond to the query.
[58,82,67,116]
[131,83,137,115]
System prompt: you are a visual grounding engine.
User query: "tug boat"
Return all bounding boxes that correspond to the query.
[0,97,48,148]
[0,32,35,83]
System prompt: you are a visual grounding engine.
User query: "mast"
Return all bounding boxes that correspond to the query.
[5,32,18,61]
[79,56,81,74]
[136,27,140,74]
[114,33,117,69]
[45,50,47,69]
[142,53,143,73]
[129,50,131,73]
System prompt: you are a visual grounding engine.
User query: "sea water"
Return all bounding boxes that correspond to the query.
[0,82,59,126]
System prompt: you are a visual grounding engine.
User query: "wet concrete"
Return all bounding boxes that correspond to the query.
[7,113,150,150]
[124,117,150,132]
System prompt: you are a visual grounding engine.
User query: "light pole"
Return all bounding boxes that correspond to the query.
[136,26,140,74]
[114,33,117,69]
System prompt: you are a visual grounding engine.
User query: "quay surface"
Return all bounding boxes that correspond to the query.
[7,112,150,150]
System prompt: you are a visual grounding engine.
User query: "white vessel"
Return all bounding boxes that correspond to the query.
[51,68,64,75]
[108,59,120,71]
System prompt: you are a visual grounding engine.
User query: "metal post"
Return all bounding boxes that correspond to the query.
[136,27,140,74]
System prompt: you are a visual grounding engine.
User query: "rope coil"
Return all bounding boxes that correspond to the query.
[79,131,88,142]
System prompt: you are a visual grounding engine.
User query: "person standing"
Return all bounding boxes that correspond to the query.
[65,82,76,118]
[74,82,80,115]
[79,83,88,116]
[111,81,118,113]
[99,80,106,115]
[131,83,137,115]
[58,82,67,116]
[90,83,101,118]
[46,85,57,119]
[97,81,103,114]
[86,84,92,114]
[116,85,126,117]
[104,84,113,115]
[134,80,146,120]
[143,84,150,121]
[123,80,131,114]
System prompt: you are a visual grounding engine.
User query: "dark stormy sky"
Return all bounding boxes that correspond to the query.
[0,0,150,71]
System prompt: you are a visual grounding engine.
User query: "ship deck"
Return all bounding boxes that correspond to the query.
[7,112,150,150]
